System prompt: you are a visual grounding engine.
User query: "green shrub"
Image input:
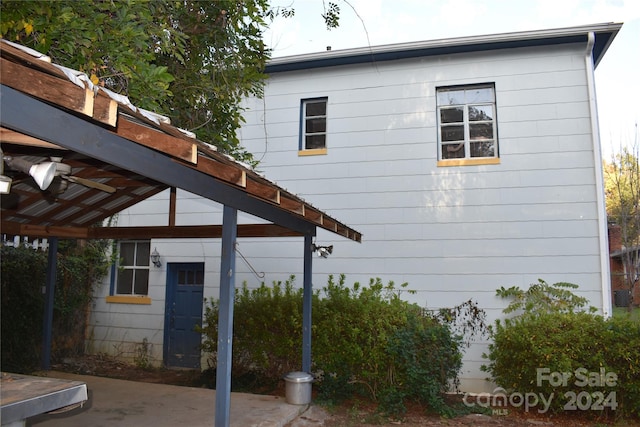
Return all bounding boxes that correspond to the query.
[483,280,640,418]
[199,276,304,389]
[495,279,592,314]
[1,239,112,373]
[382,312,463,417]
[200,274,472,417]
[1,245,48,372]
[604,316,640,417]
[312,275,419,403]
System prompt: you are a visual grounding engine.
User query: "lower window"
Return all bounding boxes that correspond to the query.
[115,240,150,296]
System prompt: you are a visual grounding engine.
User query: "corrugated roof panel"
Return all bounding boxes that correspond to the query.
[71,210,104,225]
[101,196,133,211]
[3,216,28,224]
[51,206,82,221]
[19,199,61,217]
[55,183,90,200]
[83,191,113,205]
[132,186,160,196]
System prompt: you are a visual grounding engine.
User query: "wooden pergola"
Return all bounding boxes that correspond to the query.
[0,40,361,427]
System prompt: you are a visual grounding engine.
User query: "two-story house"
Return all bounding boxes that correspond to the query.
[87,22,621,392]
[235,22,622,391]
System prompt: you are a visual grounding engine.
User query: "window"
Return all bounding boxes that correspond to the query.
[437,84,498,164]
[300,98,328,154]
[115,240,150,296]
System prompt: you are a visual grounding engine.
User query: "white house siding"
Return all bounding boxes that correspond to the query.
[88,191,218,365]
[236,42,608,392]
[87,40,609,392]
[88,191,303,366]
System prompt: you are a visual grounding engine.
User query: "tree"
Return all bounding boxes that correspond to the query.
[604,125,640,309]
[153,1,274,163]
[1,1,346,164]
[0,0,273,163]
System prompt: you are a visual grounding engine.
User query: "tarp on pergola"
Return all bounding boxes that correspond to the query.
[0,40,361,427]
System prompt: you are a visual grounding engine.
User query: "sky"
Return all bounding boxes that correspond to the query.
[263,0,640,160]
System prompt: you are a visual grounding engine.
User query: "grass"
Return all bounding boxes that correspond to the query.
[612,305,640,322]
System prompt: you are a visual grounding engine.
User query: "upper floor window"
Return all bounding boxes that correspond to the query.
[299,97,328,155]
[437,84,498,165]
[116,240,150,296]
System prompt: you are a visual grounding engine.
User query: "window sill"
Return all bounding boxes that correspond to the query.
[298,148,327,156]
[437,158,500,167]
[106,295,152,305]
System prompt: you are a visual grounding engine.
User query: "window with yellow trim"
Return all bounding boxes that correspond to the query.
[114,240,150,296]
[437,84,498,161]
[300,97,327,151]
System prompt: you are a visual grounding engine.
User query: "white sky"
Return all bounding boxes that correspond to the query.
[264,0,640,159]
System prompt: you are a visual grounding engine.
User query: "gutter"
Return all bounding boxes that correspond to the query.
[266,22,622,73]
[585,31,613,316]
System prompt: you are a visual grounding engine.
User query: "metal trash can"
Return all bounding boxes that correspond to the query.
[614,290,631,307]
[284,371,313,405]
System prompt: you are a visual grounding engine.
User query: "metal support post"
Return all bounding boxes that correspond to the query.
[215,206,237,427]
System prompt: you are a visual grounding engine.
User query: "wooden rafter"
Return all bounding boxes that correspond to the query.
[0,222,304,240]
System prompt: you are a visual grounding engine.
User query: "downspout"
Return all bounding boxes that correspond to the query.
[585,31,612,316]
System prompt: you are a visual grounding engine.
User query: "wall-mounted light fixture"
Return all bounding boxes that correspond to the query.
[3,155,57,191]
[150,247,162,267]
[311,243,333,258]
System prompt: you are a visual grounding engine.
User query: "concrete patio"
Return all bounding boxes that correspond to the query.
[25,372,311,427]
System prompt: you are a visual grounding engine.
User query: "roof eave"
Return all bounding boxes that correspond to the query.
[265,22,623,73]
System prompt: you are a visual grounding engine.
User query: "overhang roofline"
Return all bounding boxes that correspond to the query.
[266,22,622,73]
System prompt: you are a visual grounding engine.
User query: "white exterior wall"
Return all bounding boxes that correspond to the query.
[237,43,609,392]
[88,191,304,366]
[88,191,219,366]
[88,42,609,392]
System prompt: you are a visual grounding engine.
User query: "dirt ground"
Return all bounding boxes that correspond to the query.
[317,407,637,427]
[310,397,638,427]
[52,355,638,427]
[52,354,203,387]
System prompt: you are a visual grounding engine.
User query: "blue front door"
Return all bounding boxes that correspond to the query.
[164,263,204,368]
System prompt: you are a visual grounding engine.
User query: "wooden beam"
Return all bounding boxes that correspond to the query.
[280,194,304,215]
[115,116,197,164]
[0,223,90,239]
[322,217,338,232]
[190,156,246,187]
[0,40,57,69]
[303,206,323,225]
[246,178,280,204]
[93,91,118,127]
[240,224,303,237]
[169,187,177,227]
[0,222,304,240]
[89,224,303,239]
[0,128,65,149]
[1,57,94,118]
